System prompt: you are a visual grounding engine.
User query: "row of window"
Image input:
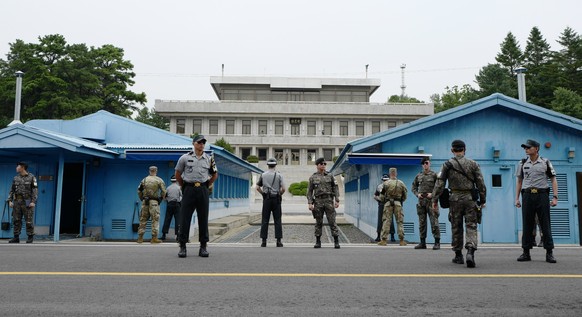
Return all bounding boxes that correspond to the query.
[239,148,336,163]
[220,89,369,102]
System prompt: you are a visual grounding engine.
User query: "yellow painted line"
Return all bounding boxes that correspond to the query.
[1,272,582,278]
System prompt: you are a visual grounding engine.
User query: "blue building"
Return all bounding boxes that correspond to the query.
[0,111,262,241]
[332,94,582,245]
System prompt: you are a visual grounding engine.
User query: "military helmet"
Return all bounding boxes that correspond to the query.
[267,157,277,166]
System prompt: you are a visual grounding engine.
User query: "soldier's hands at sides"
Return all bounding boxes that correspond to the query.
[29,202,35,208]
[334,201,339,208]
[515,200,521,208]
[9,201,13,208]
[432,202,438,210]
[308,204,314,211]
[550,197,558,207]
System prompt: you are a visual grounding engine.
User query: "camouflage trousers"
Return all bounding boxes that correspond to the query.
[417,197,440,239]
[138,200,160,236]
[449,199,478,251]
[12,199,35,236]
[313,198,339,237]
[381,203,404,240]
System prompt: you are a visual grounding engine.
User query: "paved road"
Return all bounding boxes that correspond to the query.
[1,242,581,316]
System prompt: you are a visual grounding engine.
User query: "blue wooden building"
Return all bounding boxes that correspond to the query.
[332,94,582,245]
[0,111,262,241]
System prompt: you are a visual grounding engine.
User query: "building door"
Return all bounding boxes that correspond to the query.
[577,172,582,246]
[481,165,517,243]
[60,163,84,234]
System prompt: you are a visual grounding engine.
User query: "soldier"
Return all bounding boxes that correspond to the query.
[307,157,341,249]
[432,140,486,268]
[175,135,218,258]
[161,175,181,241]
[256,157,286,247]
[7,162,38,243]
[378,168,408,246]
[137,166,167,244]
[515,139,558,263]
[412,157,441,250]
[373,174,395,242]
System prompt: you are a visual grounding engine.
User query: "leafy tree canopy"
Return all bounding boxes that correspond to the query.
[0,34,146,127]
[134,107,169,130]
[213,137,235,153]
[388,95,424,103]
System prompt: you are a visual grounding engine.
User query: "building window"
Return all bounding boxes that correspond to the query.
[355,121,364,136]
[307,150,316,165]
[259,120,268,135]
[275,120,284,135]
[291,124,300,135]
[242,120,251,135]
[387,121,397,129]
[371,121,380,134]
[226,120,234,134]
[176,118,185,134]
[291,149,300,165]
[339,121,348,136]
[192,119,202,135]
[307,120,316,136]
[323,149,334,161]
[492,175,502,187]
[223,89,238,100]
[258,148,267,160]
[209,119,218,134]
[323,120,332,135]
[241,148,251,160]
[274,149,284,165]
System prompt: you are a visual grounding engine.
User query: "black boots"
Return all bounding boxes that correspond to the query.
[160,233,166,241]
[314,236,321,248]
[334,236,340,249]
[433,238,440,250]
[466,248,476,268]
[261,239,267,247]
[414,238,427,249]
[8,236,20,243]
[517,248,531,262]
[199,242,209,257]
[178,242,187,258]
[546,250,557,263]
[390,234,396,242]
[374,233,381,242]
[452,250,464,264]
[276,238,283,247]
[26,235,34,244]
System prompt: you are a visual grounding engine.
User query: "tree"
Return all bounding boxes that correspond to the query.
[522,27,558,108]
[431,85,480,113]
[134,107,169,130]
[475,63,516,98]
[496,32,524,76]
[214,137,235,153]
[387,95,424,103]
[555,27,582,95]
[0,34,146,127]
[550,87,582,119]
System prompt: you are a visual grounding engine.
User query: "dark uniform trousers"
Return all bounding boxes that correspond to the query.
[178,184,209,244]
[260,196,282,239]
[162,201,181,236]
[377,202,394,236]
[522,191,554,250]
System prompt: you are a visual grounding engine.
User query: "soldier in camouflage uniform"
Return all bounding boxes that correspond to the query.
[137,166,167,244]
[378,168,408,246]
[7,162,38,243]
[432,140,486,268]
[307,157,341,249]
[412,157,440,250]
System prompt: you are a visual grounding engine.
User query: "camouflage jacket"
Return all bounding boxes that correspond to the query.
[432,154,486,204]
[8,173,38,203]
[138,175,167,201]
[412,170,437,197]
[307,171,339,204]
[381,178,408,202]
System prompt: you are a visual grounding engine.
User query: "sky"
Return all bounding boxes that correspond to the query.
[1,0,581,107]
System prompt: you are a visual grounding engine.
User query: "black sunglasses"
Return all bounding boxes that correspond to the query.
[196,140,206,144]
[423,161,430,165]
[318,162,327,165]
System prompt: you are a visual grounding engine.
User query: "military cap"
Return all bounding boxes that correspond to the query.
[267,157,277,166]
[17,162,28,170]
[420,157,430,165]
[315,157,326,165]
[521,139,540,149]
[192,134,207,143]
[170,176,177,182]
[382,174,389,181]
[451,139,466,150]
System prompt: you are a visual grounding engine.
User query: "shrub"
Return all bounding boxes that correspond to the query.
[246,155,259,163]
[289,181,309,196]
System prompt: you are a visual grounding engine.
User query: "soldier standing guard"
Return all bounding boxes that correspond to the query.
[256,157,286,247]
[373,174,395,242]
[412,157,440,250]
[432,140,486,268]
[7,162,38,243]
[378,168,408,246]
[161,175,181,241]
[307,157,341,249]
[175,135,218,258]
[137,166,167,244]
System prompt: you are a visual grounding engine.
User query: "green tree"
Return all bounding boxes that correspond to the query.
[523,26,557,108]
[475,63,516,98]
[135,107,169,130]
[432,85,479,113]
[555,27,582,95]
[214,137,234,153]
[550,87,582,119]
[0,34,146,127]
[496,32,524,76]
[388,95,424,103]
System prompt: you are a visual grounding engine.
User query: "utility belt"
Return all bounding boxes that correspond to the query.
[14,194,29,201]
[316,194,333,199]
[451,189,472,193]
[385,198,402,206]
[184,181,208,188]
[521,187,549,194]
[167,201,181,205]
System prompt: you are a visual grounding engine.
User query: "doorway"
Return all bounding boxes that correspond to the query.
[577,172,582,246]
[60,163,84,234]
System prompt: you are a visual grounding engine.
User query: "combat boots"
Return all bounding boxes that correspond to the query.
[276,238,283,247]
[178,242,187,258]
[334,236,340,249]
[26,235,34,244]
[160,233,166,240]
[199,242,209,257]
[377,239,387,246]
[433,238,441,250]
[137,234,144,244]
[452,250,464,264]
[517,248,531,262]
[399,239,407,246]
[390,234,396,242]
[414,239,427,249]
[546,250,557,263]
[8,236,20,243]
[151,237,162,244]
[466,248,476,268]
[314,236,321,248]
[374,233,381,242]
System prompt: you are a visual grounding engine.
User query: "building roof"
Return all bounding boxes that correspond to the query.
[331,93,582,174]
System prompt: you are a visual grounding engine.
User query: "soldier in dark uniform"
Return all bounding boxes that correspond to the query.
[7,162,38,243]
[515,139,558,263]
[307,157,341,249]
[175,135,218,258]
[161,175,181,241]
[412,157,440,250]
[432,140,486,268]
[256,157,286,247]
[373,174,395,242]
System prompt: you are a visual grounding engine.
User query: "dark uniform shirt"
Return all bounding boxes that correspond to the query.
[412,170,437,197]
[307,171,340,204]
